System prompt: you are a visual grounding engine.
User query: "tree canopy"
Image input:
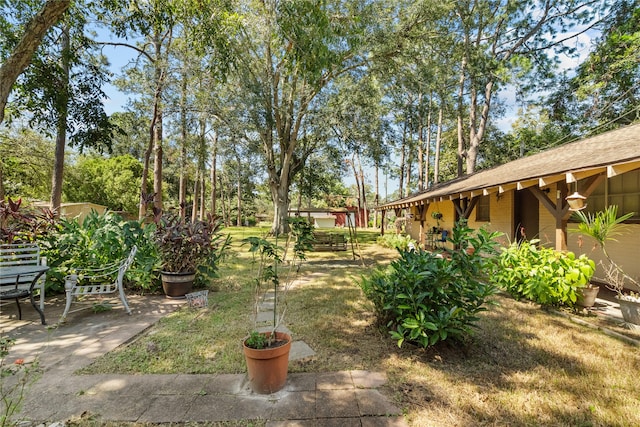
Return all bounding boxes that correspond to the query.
[1,0,636,227]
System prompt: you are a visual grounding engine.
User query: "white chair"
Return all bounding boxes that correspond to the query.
[61,245,137,320]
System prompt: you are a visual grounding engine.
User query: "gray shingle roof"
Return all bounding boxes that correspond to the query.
[379,122,640,209]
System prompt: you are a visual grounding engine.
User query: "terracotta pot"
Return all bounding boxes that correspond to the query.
[618,297,640,326]
[243,331,291,394]
[160,271,195,299]
[576,285,600,308]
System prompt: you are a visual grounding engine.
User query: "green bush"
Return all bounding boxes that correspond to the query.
[41,211,159,293]
[376,233,416,251]
[361,222,502,348]
[491,240,595,307]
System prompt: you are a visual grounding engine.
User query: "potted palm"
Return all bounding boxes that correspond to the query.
[241,217,314,394]
[574,206,639,322]
[153,211,226,298]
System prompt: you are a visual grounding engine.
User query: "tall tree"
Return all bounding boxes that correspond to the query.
[450,0,607,175]
[231,0,376,234]
[320,73,389,223]
[5,2,116,214]
[0,0,70,125]
[100,0,235,219]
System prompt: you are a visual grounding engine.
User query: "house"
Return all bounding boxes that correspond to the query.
[377,123,640,289]
[288,207,357,228]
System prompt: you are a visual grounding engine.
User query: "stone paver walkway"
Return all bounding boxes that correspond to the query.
[1,294,407,426]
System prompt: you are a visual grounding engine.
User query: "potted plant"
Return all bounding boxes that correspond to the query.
[241,217,314,394]
[431,211,443,229]
[576,282,600,308]
[153,211,226,298]
[574,205,639,322]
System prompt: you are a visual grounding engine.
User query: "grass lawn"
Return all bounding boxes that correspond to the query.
[82,226,640,426]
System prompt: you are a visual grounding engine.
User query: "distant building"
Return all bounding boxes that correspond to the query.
[31,202,107,224]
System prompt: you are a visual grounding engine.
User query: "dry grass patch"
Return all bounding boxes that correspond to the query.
[386,295,640,426]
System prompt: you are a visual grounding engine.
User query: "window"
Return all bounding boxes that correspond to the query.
[581,170,640,221]
[475,195,490,222]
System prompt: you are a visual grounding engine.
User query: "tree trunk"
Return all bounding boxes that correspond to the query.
[405,149,412,198]
[236,155,242,226]
[200,175,205,220]
[0,162,4,200]
[270,180,290,236]
[210,131,217,217]
[152,30,165,214]
[50,24,70,218]
[153,109,163,212]
[399,119,406,197]
[356,153,367,228]
[197,118,206,221]
[139,30,168,220]
[456,56,467,178]
[425,94,432,189]
[219,173,228,226]
[191,169,199,222]
[179,76,188,219]
[139,115,154,220]
[434,106,443,185]
[297,173,303,211]
[466,79,494,174]
[417,92,424,192]
[349,155,362,227]
[0,0,70,125]
[373,164,379,228]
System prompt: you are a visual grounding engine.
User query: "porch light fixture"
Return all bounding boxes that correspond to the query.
[566,191,587,211]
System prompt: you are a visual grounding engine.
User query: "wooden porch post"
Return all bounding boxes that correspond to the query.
[555,182,568,251]
[380,209,386,236]
[416,204,428,247]
[529,184,569,251]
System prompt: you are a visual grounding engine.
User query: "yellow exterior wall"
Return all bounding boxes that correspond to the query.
[31,201,107,225]
[406,180,639,291]
[408,193,515,249]
[60,203,107,223]
[537,184,558,248]
[406,201,456,248]
[486,192,514,247]
[567,223,640,292]
[403,172,640,295]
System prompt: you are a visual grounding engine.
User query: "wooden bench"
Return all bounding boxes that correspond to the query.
[312,232,347,251]
[0,244,47,317]
[61,245,137,321]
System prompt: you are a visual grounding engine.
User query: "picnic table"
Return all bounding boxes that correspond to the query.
[0,264,49,324]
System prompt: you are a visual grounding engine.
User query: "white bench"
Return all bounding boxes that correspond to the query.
[0,244,47,314]
[61,245,137,321]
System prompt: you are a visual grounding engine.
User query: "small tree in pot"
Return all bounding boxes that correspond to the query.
[241,217,314,394]
[153,210,228,298]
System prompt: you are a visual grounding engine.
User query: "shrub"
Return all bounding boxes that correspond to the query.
[0,197,57,244]
[361,222,502,348]
[376,233,416,251]
[41,211,159,293]
[491,240,595,306]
